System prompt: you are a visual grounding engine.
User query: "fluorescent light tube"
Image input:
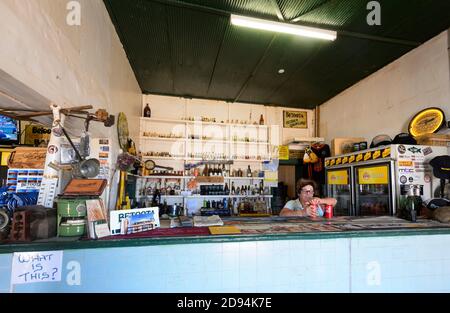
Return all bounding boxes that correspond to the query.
[230,14,337,41]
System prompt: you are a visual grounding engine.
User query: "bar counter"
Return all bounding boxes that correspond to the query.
[1,216,450,292]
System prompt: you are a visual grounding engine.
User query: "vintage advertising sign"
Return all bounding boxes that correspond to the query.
[110,207,160,235]
[358,166,389,185]
[24,125,51,146]
[283,111,307,128]
[327,170,349,185]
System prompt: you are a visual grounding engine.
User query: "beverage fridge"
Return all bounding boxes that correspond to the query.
[325,144,447,216]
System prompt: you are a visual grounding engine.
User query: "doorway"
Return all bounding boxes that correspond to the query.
[278,165,297,200]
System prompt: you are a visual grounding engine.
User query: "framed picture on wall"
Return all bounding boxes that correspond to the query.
[283,110,307,128]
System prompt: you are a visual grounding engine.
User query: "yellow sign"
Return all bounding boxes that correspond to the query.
[356,154,363,162]
[336,158,342,165]
[342,156,348,164]
[330,159,336,166]
[1,152,11,166]
[382,148,391,158]
[358,166,389,185]
[399,160,413,167]
[349,155,355,163]
[278,145,289,160]
[24,125,51,146]
[327,170,349,185]
[372,150,381,160]
[364,151,372,161]
[408,107,446,137]
[283,110,307,128]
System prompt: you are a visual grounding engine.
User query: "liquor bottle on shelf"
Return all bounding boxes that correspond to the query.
[217,165,222,176]
[259,114,264,125]
[231,182,236,195]
[224,183,230,195]
[203,164,209,176]
[143,103,151,118]
[247,165,252,177]
[222,164,226,177]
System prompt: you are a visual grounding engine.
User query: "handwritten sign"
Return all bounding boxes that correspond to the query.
[278,145,289,160]
[11,251,63,285]
[283,111,307,128]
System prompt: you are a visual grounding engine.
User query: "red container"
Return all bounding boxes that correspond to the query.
[324,205,333,219]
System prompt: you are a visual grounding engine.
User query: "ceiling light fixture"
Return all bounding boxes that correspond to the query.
[230,14,337,41]
[278,69,285,74]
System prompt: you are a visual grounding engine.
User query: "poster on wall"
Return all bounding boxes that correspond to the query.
[283,110,307,128]
[278,145,289,160]
[23,125,51,146]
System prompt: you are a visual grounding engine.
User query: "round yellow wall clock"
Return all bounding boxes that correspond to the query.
[408,107,446,137]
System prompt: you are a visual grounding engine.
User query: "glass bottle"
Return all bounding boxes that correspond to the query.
[143,103,151,118]
[259,114,264,125]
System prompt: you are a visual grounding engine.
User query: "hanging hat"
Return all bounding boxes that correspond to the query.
[429,155,450,180]
[303,147,319,164]
[392,133,417,145]
[370,134,392,148]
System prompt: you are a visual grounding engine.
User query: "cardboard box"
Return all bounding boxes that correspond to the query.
[331,137,366,156]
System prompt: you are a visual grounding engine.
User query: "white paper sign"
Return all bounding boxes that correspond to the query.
[11,251,63,285]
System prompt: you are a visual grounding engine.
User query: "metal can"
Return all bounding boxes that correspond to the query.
[359,141,367,150]
[324,204,333,219]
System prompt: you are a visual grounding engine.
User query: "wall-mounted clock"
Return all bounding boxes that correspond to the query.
[408,107,446,137]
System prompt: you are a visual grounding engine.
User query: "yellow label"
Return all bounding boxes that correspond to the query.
[349,155,356,163]
[328,170,349,185]
[1,152,11,166]
[342,156,348,164]
[356,154,363,162]
[336,158,342,165]
[399,161,413,167]
[209,226,241,235]
[325,160,330,167]
[382,147,391,158]
[358,166,389,184]
[364,151,372,161]
[330,159,336,166]
[278,145,289,160]
[372,150,381,159]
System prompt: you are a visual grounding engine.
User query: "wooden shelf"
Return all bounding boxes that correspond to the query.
[140,117,269,128]
[139,136,184,142]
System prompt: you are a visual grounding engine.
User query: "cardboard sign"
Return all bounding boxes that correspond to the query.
[278,145,289,160]
[11,251,63,285]
[110,207,160,235]
[24,125,51,146]
[283,111,307,128]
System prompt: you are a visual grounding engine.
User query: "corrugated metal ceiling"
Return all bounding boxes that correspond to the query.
[104,0,450,109]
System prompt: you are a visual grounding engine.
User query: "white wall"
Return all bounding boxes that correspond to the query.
[0,0,141,139]
[142,94,316,149]
[0,0,142,209]
[319,30,450,145]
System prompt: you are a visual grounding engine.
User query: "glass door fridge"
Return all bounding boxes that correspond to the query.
[326,167,353,216]
[354,162,394,216]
